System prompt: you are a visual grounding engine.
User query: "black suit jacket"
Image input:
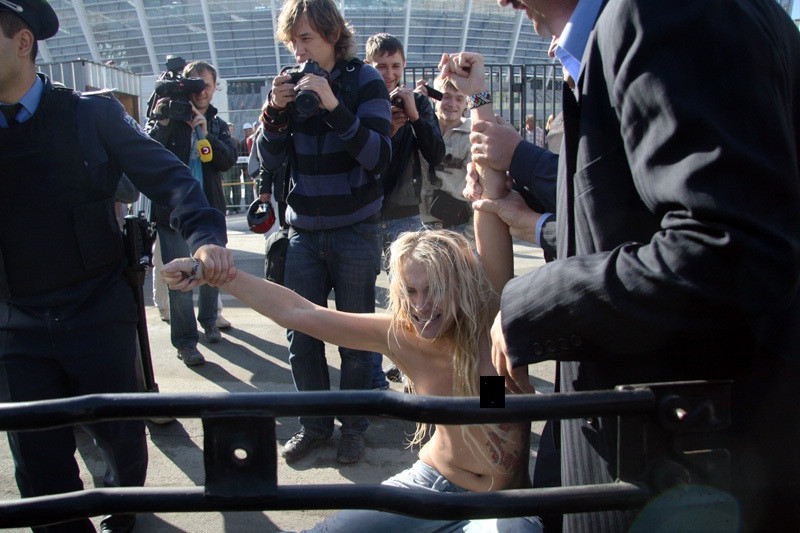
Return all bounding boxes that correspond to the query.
[500,0,800,530]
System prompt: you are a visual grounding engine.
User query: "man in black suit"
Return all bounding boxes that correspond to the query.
[443,0,800,530]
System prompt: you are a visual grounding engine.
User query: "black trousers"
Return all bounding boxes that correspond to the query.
[0,277,148,532]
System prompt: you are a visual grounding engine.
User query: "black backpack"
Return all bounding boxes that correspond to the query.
[263,226,295,285]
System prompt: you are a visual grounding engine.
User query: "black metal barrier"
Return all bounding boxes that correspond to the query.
[0,380,731,529]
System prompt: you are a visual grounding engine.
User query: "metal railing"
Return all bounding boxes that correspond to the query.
[231,63,564,140]
[404,62,563,136]
[0,380,732,529]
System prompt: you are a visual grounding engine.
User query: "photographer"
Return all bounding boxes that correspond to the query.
[366,33,445,261]
[258,0,390,465]
[147,60,237,366]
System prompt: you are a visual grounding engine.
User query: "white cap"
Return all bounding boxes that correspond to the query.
[242,122,253,130]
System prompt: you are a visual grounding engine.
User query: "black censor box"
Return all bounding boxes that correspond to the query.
[480,376,505,408]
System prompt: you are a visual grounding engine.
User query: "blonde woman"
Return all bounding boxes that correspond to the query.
[162,228,541,531]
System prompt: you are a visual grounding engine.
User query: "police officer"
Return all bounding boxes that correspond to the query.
[0,2,235,532]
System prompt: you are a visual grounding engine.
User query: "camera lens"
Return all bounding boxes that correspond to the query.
[295,90,321,117]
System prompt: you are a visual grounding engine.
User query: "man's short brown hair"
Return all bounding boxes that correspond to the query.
[276,0,356,63]
[433,74,459,94]
[183,60,217,83]
[365,33,404,63]
[0,12,38,61]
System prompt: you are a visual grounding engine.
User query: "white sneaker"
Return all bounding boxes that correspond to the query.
[216,314,232,329]
[158,308,170,322]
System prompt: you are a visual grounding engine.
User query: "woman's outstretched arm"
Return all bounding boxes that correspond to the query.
[162,260,392,355]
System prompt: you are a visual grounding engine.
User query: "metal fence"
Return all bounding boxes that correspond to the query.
[0,380,732,529]
[405,62,563,136]
[231,63,563,140]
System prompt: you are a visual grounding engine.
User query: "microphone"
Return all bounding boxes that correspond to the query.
[195,125,213,163]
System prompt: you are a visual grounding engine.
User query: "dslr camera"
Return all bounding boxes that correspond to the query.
[146,56,206,122]
[285,60,330,119]
[392,84,443,110]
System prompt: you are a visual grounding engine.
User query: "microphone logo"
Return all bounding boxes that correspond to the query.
[194,125,213,162]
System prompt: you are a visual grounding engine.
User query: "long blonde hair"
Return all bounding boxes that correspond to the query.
[387,230,497,445]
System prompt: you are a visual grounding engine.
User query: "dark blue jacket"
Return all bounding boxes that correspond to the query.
[146,103,237,227]
[0,75,226,307]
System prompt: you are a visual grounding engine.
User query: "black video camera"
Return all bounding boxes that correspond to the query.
[285,60,330,119]
[147,56,206,122]
[392,84,443,110]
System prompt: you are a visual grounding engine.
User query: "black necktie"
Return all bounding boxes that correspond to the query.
[1,103,22,126]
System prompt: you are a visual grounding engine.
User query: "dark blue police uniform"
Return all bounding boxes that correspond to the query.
[0,74,226,532]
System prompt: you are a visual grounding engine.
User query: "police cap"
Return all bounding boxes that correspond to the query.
[0,0,59,40]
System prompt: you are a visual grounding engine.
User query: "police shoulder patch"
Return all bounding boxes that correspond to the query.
[124,113,149,138]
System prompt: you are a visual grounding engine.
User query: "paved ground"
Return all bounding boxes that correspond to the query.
[0,214,553,532]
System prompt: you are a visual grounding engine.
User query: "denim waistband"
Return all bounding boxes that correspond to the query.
[384,460,471,494]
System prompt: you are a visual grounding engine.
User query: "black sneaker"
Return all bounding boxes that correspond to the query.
[177,346,205,366]
[204,325,222,343]
[281,429,329,462]
[337,433,365,464]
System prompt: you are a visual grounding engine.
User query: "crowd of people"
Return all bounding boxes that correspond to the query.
[2,0,800,531]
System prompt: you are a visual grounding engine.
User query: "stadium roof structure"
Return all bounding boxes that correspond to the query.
[39,0,554,78]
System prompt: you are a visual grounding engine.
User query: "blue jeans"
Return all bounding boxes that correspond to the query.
[284,221,382,436]
[306,461,544,532]
[372,352,389,389]
[156,226,219,349]
[380,214,424,263]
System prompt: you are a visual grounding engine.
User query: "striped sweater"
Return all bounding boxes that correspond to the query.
[260,59,391,230]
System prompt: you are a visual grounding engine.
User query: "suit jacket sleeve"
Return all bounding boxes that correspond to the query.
[509,140,558,213]
[502,0,800,367]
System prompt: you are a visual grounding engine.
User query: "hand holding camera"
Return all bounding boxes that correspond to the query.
[271,60,336,119]
[270,73,297,110]
[389,86,419,122]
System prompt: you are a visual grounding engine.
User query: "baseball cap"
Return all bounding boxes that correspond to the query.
[242,122,253,130]
[0,0,59,40]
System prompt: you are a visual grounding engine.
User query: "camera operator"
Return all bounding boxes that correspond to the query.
[258,0,390,465]
[147,60,237,366]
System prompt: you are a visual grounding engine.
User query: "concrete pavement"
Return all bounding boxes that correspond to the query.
[0,214,553,532]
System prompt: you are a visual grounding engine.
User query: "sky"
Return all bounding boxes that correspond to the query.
[794,2,799,18]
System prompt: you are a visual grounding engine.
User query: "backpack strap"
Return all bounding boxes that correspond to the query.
[334,58,364,114]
